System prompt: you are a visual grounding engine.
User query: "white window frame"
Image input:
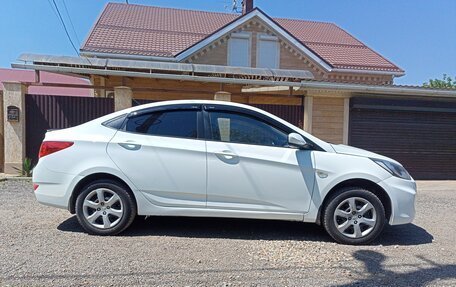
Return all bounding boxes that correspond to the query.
[256,34,280,69]
[227,32,252,67]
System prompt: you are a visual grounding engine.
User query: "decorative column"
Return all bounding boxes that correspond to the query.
[2,82,27,174]
[343,97,351,145]
[114,86,132,112]
[214,91,231,102]
[303,96,313,133]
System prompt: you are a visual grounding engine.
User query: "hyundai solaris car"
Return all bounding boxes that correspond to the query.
[33,100,416,245]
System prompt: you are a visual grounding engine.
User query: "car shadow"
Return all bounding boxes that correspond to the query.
[373,223,434,246]
[332,250,456,287]
[57,215,433,245]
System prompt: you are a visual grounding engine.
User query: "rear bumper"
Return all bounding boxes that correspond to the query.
[378,176,416,225]
[32,163,82,210]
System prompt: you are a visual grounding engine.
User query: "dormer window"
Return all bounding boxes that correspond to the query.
[227,32,251,67]
[256,34,279,69]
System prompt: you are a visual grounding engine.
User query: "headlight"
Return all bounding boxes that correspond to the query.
[371,158,411,180]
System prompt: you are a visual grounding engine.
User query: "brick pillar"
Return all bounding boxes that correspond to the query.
[214,91,231,102]
[303,96,313,133]
[114,86,132,112]
[343,97,350,145]
[2,82,27,174]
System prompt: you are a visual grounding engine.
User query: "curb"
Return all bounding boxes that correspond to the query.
[3,177,32,181]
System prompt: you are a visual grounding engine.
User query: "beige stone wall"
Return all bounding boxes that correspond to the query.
[279,44,325,80]
[191,39,228,66]
[114,86,132,111]
[0,90,4,172]
[280,44,312,70]
[214,91,232,101]
[328,72,393,85]
[2,82,26,174]
[311,97,345,144]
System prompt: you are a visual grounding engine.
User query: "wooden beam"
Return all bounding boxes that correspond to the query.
[22,82,305,99]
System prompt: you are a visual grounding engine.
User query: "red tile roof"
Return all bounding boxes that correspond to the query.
[0,68,92,97]
[81,3,403,73]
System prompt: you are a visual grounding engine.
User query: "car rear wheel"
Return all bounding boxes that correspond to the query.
[75,180,136,235]
[323,188,386,245]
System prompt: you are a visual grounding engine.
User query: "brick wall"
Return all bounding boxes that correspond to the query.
[311,97,345,144]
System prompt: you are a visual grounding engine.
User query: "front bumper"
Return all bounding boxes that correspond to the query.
[378,176,416,225]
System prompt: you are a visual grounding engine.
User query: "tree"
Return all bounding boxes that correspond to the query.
[423,74,456,89]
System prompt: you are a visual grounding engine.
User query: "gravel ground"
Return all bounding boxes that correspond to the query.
[0,180,455,286]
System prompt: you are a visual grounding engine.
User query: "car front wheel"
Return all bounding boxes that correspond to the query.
[75,180,136,235]
[323,188,386,245]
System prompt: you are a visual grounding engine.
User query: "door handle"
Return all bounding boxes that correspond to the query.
[214,150,238,160]
[118,142,142,151]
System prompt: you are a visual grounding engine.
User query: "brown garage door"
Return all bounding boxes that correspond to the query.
[349,97,456,180]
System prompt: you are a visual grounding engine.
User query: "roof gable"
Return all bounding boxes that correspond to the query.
[81,3,403,74]
[175,8,332,72]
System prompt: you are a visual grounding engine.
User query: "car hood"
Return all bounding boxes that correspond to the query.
[331,144,400,164]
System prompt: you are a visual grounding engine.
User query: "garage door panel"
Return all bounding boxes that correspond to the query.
[351,111,456,149]
[349,97,456,180]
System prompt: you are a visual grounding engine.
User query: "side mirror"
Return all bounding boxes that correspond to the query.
[288,133,308,149]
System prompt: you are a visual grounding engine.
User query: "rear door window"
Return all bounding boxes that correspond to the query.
[125,110,198,139]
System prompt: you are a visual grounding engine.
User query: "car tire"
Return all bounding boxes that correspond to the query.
[322,187,386,245]
[75,180,136,236]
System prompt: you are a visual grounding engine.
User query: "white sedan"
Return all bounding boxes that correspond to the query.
[33,100,416,244]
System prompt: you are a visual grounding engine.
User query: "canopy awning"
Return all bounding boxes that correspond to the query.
[11,53,456,99]
[13,53,314,84]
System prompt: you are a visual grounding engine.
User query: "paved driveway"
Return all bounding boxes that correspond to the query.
[0,180,455,286]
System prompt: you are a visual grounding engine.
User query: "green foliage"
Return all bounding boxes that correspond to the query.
[13,158,34,177]
[423,74,456,89]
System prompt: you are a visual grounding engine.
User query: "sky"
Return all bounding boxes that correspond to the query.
[0,0,455,85]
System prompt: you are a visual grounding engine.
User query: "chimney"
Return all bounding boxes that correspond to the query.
[242,0,254,14]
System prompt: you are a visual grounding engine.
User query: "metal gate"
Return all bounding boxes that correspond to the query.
[26,94,114,164]
[349,97,456,180]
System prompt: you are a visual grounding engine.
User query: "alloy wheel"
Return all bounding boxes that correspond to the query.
[333,197,377,239]
[82,188,124,229]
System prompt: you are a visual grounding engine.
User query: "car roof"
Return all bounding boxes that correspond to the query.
[131,99,261,111]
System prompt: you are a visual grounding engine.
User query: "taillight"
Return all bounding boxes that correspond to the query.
[33,184,39,191]
[38,141,74,158]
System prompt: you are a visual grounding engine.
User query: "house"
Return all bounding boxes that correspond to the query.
[3,1,456,179]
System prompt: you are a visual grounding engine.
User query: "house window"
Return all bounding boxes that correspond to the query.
[256,34,280,69]
[227,32,251,67]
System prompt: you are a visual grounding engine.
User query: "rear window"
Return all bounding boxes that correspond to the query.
[125,110,197,139]
[102,114,127,130]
